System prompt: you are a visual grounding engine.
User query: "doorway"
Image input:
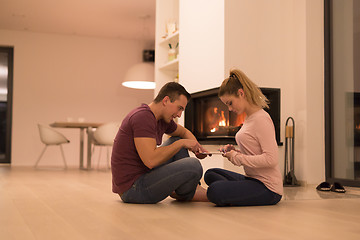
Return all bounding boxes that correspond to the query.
[0,47,13,164]
[325,0,360,186]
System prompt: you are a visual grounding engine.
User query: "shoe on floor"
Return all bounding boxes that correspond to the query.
[330,182,346,193]
[316,181,331,191]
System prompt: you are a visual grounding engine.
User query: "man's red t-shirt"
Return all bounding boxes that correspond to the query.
[111,104,177,194]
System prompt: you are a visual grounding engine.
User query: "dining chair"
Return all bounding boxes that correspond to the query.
[91,122,120,169]
[34,124,70,169]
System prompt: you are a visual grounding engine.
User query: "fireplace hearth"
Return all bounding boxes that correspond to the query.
[185,87,282,145]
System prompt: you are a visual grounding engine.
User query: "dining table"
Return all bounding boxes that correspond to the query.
[50,121,103,170]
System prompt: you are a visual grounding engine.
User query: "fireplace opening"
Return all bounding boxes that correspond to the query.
[185,87,282,145]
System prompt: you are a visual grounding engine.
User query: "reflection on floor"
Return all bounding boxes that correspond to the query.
[283,184,360,200]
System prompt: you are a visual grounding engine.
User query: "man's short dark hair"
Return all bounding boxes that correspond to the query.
[154,82,191,103]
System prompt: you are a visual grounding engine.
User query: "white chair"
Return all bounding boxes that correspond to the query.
[35,124,70,169]
[91,122,120,169]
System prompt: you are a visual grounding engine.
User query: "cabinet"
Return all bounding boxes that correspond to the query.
[155,0,179,95]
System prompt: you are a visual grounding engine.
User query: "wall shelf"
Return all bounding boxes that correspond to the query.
[159,31,179,45]
[159,59,179,71]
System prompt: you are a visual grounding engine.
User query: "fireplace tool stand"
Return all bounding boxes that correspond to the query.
[283,117,300,186]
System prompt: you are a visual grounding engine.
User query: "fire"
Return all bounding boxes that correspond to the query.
[218,111,227,127]
[207,108,228,132]
[235,113,246,126]
[356,124,360,130]
[206,107,246,133]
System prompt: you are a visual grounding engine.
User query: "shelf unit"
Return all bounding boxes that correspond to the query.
[158,30,179,71]
[155,0,179,95]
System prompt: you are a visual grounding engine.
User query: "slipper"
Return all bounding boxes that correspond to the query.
[330,182,346,193]
[316,181,331,191]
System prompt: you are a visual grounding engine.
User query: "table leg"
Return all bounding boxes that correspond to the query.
[87,127,93,169]
[79,128,85,169]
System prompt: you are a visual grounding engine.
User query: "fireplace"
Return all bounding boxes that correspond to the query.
[185,87,282,145]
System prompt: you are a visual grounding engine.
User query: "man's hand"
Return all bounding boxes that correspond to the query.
[181,139,209,159]
[194,144,211,159]
[194,152,208,159]
[181,139,202,152]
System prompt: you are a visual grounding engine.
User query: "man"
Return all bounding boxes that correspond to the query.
[111,82,209,203]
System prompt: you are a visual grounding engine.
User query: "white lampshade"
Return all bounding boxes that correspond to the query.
[122,62,155,89]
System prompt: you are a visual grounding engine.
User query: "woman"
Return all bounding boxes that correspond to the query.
[204,69,283,206]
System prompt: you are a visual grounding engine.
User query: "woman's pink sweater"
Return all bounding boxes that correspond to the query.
[228,109,283,195]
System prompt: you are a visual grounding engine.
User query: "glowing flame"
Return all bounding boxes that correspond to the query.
[206,106,247,134]
[356,124,360,130]
[207,109,228,133]
[218,111,226,126]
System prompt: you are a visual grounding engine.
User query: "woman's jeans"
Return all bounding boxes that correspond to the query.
[205,168,282,207]
[120,137,203,204]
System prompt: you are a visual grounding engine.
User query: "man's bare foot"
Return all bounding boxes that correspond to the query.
[191,185,209,202]
[170,191,184,201]
[170,185,209,202]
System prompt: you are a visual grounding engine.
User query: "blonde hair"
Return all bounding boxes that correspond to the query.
[218,68,269,109]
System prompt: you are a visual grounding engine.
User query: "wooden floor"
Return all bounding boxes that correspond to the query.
[1,166,360,240]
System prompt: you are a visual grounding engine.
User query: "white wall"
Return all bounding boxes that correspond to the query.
[179,0,226,172]
[304,0,325,185]
[226,0,325,184]
[179,0,225,93]
[0,29,154,167]
[176,0,325,184]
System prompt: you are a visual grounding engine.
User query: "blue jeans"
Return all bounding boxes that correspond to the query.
[120,137,203,204]
[205,168,282,207]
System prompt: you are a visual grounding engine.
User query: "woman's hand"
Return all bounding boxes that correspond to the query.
[219,144,235,153]
[223,150,242,166]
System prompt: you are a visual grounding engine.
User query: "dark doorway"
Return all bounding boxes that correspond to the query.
[0,47,13,164]
[325,0,360,186]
